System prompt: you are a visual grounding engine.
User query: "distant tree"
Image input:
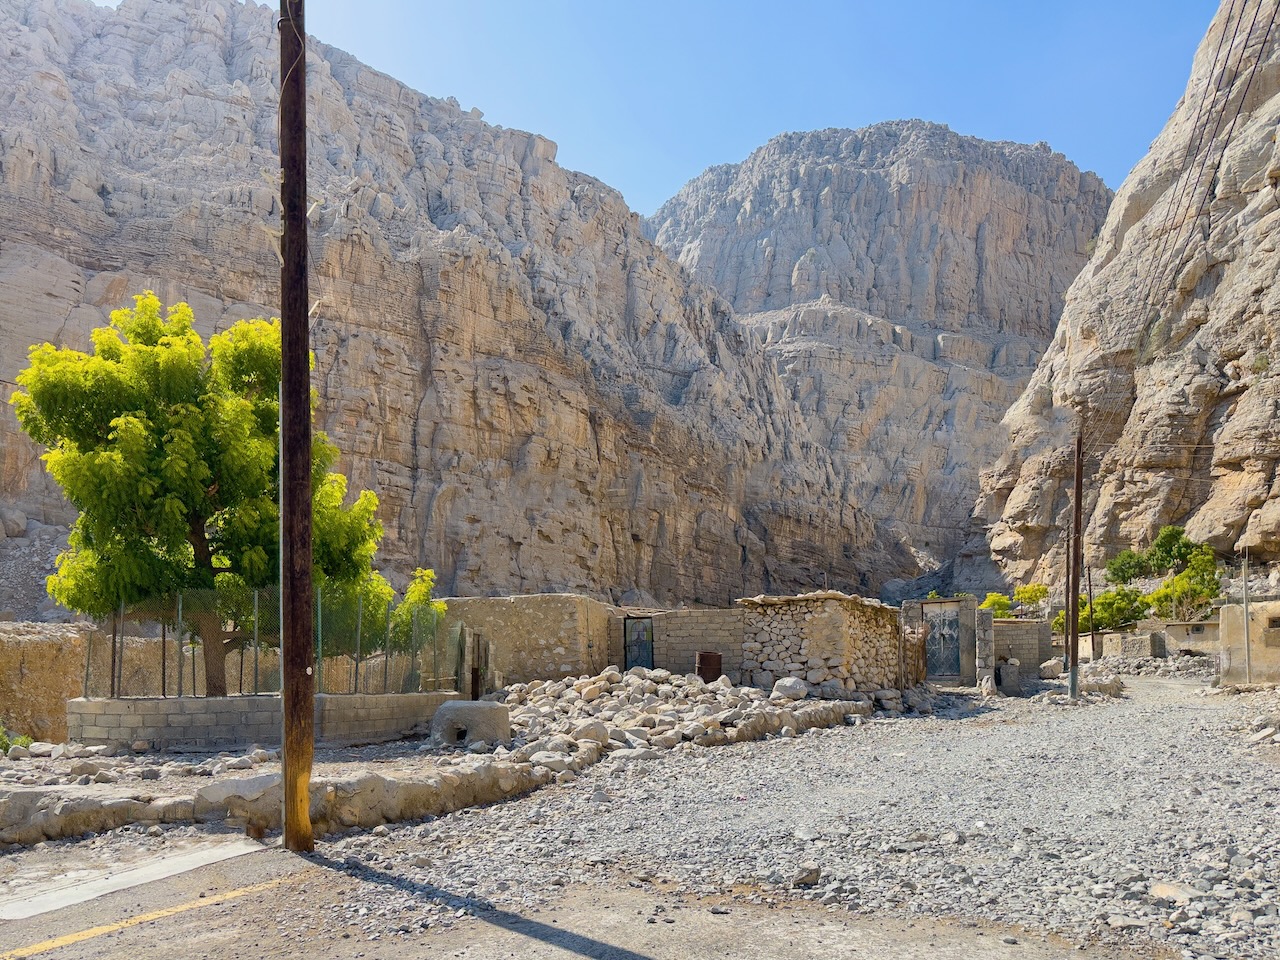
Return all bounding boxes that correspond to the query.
[1105,549,1150,585]
[978,592,1012,617]
[1145,526,1200,576]
[1087,587,1150,632]
[390,568,448,654]
[11,291,384,695]
[1145,545,1221,621]
[1012,583,1049,617]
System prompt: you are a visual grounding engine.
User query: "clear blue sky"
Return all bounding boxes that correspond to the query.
[307,2,1215,215]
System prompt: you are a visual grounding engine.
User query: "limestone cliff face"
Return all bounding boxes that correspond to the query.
[974,0,1280,586]
[646,123,1112,571]
[0,0,909,609]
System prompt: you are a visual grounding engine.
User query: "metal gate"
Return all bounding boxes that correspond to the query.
[924,603,962,677]
[624,616,654,670]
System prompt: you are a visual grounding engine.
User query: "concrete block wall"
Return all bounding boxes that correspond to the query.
[994,619,1052,667]
[651,609,745,681]
[67,691,460,749]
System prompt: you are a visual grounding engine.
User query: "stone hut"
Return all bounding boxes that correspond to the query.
[737,591,920,695]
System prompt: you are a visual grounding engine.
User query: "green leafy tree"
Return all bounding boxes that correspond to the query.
[978,592,1012,617]
[1012,583,1048,617]
[11,291,384,696]
[1145,526,1200,576]
[1105,549,1150,585]
[1087,587,1150,632]
[390,568,448,654]
[318,573,395,659]
[1144,545,1221,621]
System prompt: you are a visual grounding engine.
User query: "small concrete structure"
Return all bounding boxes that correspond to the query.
[1220,600,1280,684]
[430,700,511,747]
[902,596,979,685]
[1159,619,1220,656]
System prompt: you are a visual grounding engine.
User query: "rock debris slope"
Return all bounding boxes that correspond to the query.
[647,123,1112,573]
[0,0,916,606]
[974,0,1280,585]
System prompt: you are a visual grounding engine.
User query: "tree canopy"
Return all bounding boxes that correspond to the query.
[11,291,385,695]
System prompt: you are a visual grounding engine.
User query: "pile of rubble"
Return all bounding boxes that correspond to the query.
[488,667,933,767]
[1086,654,1219,681]
[0,666,937,845]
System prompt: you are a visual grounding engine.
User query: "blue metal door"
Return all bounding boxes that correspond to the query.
[624,617,654,670]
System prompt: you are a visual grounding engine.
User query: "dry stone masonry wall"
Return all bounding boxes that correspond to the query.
[738,591,915,699]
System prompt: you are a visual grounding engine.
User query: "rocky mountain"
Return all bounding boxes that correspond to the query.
[646,123,1112,573]
[0,0,1112,617]
[0,0,910,612]
[972,0,1280,587]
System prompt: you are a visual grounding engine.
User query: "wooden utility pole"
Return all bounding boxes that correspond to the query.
[279,0,314,852]
[1067,430,1084,700]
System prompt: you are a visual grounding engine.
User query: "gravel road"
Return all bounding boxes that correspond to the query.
[308,677,1280,960]
[4,674,1278,960]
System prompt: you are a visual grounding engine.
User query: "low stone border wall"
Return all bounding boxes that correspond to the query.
[66,691,460,750]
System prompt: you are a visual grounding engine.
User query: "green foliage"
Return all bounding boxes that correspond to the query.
[978,592,1012,617]
[1145,526,1199,576]
[1053,587,1151,634]
[12,291,385,694]
[953,591,974,599]
[1105,548,1150,585]
[1012,583,1048,615]
[1144,545,1221,621]
[925,590,942,599]
[1251,352,1270,374]
[390,568,448,653]
[318,573,395,658]
[0,730,33,754]
[1088,587,1150,631]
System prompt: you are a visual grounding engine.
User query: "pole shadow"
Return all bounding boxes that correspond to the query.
[305,852,656,960]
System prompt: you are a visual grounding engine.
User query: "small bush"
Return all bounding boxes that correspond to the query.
[978,592,1012,617]
[1105,549,1149,584]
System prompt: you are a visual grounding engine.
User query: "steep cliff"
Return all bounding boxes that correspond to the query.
[0,0,910,610]
[646,123,1112,570]
[974,0,1280,586]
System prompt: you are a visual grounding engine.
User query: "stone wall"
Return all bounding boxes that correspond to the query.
[440,594,618,693]
[1220,601,1280,685]
[976,609,995,684]
[993,619,1052,668]
[65,691,459,750]
[737,591,913,694]
[651,608,745,681]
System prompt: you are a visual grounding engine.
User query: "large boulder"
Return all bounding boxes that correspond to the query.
[430,701,511,748]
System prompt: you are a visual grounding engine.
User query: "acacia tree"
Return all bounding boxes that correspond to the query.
[11,291,383,696]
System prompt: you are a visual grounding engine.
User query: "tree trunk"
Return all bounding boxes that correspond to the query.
[190,609,229,697]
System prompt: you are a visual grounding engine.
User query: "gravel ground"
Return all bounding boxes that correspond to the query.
[5,676,1279,960]
[289,677,1280,960]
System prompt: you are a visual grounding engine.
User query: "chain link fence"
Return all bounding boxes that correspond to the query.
[85,583,463,698]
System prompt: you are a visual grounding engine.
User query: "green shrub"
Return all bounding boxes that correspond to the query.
[1105,549,1149,584]
[1145,545,1221,621]
[1145,526,1199,576]
[1013,583,1048,616]
[978,592,1012,617]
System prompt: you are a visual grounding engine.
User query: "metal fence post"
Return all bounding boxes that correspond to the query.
[116,600,126,696]
[315,588,323,694]
[383,602,391,694]
[353,588,362,694]
[177,592,184,698]
[253,589,261,695]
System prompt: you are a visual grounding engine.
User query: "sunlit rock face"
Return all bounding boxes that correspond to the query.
[647,122,1111,575]
[0,0,915,607]
[969,0,1280,587]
